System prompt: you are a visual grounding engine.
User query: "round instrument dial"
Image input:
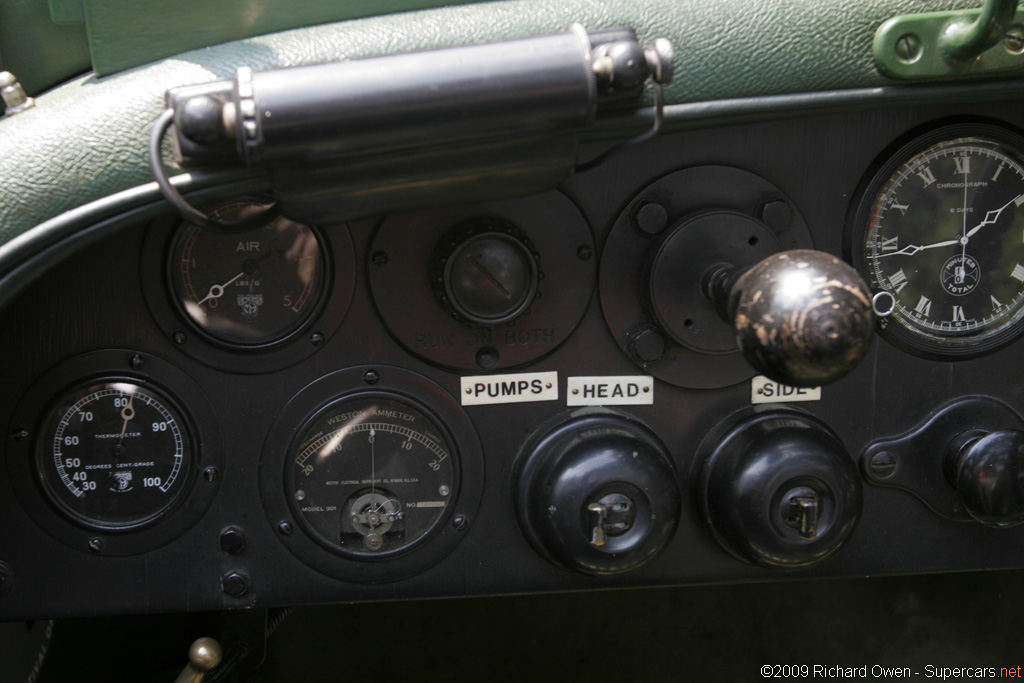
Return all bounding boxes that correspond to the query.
[852,124,1024,357]
[288,396,456,559]
[35,380,193,530]
[170,200,326,346]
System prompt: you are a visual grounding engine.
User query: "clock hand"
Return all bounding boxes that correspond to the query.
[196,271,245,306]
[965,193,1024,239]
[868,239,960,258]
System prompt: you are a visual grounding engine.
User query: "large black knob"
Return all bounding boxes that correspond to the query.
[945,430,1024,528]
[514,412,680,575]
[705,250,874,387]
[698,410,862,568]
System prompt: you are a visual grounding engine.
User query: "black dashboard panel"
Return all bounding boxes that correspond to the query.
[4,97,1024,622]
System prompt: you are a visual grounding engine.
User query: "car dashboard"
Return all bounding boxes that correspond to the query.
[3,0,1024,679]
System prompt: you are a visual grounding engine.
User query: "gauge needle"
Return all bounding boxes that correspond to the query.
[965,193,1024,239]
[869,239,960,258]
[119,394,135,441]
[369,427,377,513]
[196,272,245,306]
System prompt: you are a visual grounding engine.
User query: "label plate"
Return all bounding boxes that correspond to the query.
[567,376,654,406]
[751,375,821,404]
[461,372,558,406]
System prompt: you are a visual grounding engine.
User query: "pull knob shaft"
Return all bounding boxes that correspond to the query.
[946,430,1024,528]
[704,249,874,387]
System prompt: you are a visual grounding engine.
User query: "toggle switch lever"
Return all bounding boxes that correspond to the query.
[784,489,821,540]
[174,637,223,683]
[703,250,874,388]
[587,493,635,547]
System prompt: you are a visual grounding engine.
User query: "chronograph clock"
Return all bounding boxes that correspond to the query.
[850,123,1024,358]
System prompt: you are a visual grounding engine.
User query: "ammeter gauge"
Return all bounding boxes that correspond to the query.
[851,123,1024,357]
[262,366,483,582]
[289,396,456,558]
[35,380,193,530]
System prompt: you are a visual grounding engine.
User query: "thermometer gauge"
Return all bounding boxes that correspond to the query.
[35,380,193,530]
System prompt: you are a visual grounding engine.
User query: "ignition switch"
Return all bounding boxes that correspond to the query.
[514,411,680,575]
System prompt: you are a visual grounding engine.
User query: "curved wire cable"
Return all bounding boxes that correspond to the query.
[148,109,279,232]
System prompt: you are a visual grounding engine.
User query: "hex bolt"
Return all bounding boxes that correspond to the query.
[758,199,793,231]
[219,526,246,555]
[895,33,922,64]
[221,570,250,598]
[630,327,665,363]
[129,354,145,371]
[869,451,898,479]
[633,200,669,235]
[0,72,35,115]
[1006,26,1024,54]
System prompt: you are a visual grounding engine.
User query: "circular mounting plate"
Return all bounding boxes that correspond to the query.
[259,366,483,583]
[5,351,224,556]
[140,205,356,374]
[600,166,812,389]
[369,192,595,372]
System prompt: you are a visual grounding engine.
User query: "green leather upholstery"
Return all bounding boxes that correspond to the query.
[0,0,997,246]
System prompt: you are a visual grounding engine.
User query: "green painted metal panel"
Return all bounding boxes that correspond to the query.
[81,0,498,75]
[0,0,1017,246]
[0,0,90,95]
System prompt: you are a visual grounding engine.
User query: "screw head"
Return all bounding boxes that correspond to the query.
[869,451,898,479]
[372,251,389,267]
[278,521,293,536]
[895,33,922,64]
[577,245,593,261]
[129,354,145,370]
[88,537,104,552]
[172,330,187,345]
[452,515,469,531]
[309,332,325,347]
[1006,26,1024,54]
[364,370,380,385]
[11,427,28,442]
[203,467,220,482]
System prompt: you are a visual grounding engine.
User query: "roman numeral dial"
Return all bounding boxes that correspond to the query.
[855,125,1024,357]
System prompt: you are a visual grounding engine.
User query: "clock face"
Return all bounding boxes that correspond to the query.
[852,124,1024,358]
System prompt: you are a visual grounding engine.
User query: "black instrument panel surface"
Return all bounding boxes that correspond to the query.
[3,99,1024,620]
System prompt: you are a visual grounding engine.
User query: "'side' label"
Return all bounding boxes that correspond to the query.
[751,375,821,404]
[567,376,654,406]
[461,371,558,406]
